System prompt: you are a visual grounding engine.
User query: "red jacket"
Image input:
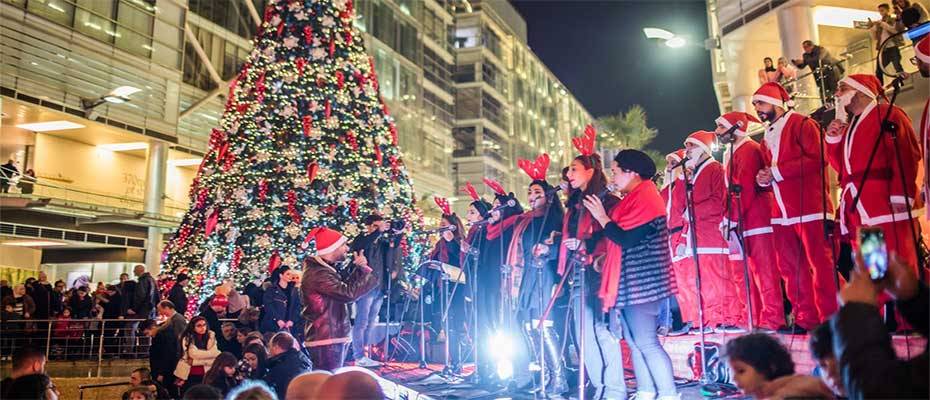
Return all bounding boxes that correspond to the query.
[678,159,728,258]
[759,111,835,225]
[663,177,687,262]
[921,99,930,220]
[827,102,923,234]
[722,138,775,237]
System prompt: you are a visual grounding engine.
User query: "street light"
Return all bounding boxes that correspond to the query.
[643,27,686,48]
[81,85,142,119]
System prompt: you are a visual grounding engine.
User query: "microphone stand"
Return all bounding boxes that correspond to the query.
[463,226,484,384]
[849,34,925,276]
[681,159,709,383]
[526,192,556,398]
[382,235,395,365]
[724,141,755,331]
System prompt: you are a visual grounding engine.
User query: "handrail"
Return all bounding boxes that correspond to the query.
[79,381,131,389]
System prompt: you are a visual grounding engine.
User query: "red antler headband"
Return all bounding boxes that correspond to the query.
[462,182,480,202]
[517,153,551,181]
[433,196,452,216]
[571,124,597,156]
[482,178,507,196]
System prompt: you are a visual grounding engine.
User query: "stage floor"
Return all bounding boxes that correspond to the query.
[372,332,926,399]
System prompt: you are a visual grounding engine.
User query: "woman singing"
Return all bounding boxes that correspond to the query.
[425,196,466,369]
[506,153,568,394]
[583,149,679,400]
[460,182,492,380]
[560,125,625,400]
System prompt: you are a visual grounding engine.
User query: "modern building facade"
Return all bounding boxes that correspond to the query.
[0,0,592,283]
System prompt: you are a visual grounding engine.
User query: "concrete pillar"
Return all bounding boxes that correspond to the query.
[776,3,818,62]
[143,141,168,275]
[731,95,750,112]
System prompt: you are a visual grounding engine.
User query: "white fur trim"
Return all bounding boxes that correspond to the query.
[685,137,713,156]
[770,166,784,182]
[841,76,876,99]
[316,235,347,256]
[743,226,774,237]
[824,133,844,144]
[770,213,833,226]
[752,94,784,107]
[917,45,930,63]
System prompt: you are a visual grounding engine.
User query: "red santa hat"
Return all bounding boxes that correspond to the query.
[304,227,347,256]
[714,112,761,137]
[840,74,886,101]
[684,130,716,156]
[752,82,793,109]
[666,149,686,163]
[916,35,930,64]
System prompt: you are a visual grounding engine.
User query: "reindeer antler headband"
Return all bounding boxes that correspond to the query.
[462,182,480,202]
[517,153,551,181]
[433,196,452,216]
[482,178,507,197]
[571,124,597,156]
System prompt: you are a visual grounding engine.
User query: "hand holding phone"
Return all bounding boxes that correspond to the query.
[858,227,888,280]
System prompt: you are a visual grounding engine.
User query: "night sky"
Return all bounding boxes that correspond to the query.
[511,0,719,154]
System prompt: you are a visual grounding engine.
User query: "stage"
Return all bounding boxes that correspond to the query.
[372,332,926,399]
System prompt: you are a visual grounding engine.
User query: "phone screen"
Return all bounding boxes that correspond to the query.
[859,228,888,280]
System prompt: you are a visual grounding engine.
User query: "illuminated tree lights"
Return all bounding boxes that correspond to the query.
[161,0,423,302]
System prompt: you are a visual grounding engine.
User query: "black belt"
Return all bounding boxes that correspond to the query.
[669,226,683,234]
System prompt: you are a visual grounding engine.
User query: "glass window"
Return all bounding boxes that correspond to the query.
[354,0,369,32]
[74,0,116,43]
[375,49,395,100]
[115,0,154,58]
[398,22,418,62]
[398,65,417,99]
[373,1,395,47]
[27,0,75,26]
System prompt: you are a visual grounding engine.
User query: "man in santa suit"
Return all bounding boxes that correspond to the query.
[673,131,733,332]
[662,149,695,334]
[914,35,930,220]
[825,74,923,271]
[753,82,836,332]
[714,111,785,332]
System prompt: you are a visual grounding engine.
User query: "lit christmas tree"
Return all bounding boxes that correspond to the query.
[162,0,421,302]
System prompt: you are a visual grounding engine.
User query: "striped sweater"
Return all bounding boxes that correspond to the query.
[604,216,677,308]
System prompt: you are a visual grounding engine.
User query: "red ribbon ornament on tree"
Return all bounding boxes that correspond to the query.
[296,57,306,75]
[302,115,313,137]
[336,71,345,89]
[303,25,313,44]
[231,247,243,270]
[258,179,268,202]
[204,209,219,237]
[286,190,301,223]
[307,162,319,183]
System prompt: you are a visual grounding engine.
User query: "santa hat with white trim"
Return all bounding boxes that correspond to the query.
[684,130,716,157]
[916,34,929,64]
[752,82,794,109]
[666,149,686,163]
[840,74,887,101]
[715,112,762,137]
[304,227,347,256]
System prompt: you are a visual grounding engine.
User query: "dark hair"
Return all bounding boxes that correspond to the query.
[139,319,158,332]
[182,384,222,400]
[363,214,384,225]
[270,331,296,352]
[725,333,795,380]
[469,200,492,219]
[269,265,291,287]
[181,316,211,350]
[6,373,53,400]
[157,300,175,310]
[878,3,890,10]
[528,180,565,224]
[132,367,152,381]
[12,347,46,371]
[810,323,834,360]
[245,331,265,346]
[561,166,570,182]
[125,386,155,400]
[242,343,268,373]
[567,153,608,209]
[764,57,773,63]
[441,213,465,241]
[204,352,238,385]
[802,40,814,47]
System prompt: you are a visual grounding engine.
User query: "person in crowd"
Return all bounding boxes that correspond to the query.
[870,3,905,84]
[241,343,269,380]
[318,368,384,400]
[49,280,65,316]
[218,322,243,358]
[4,373,59,400]
[154,300,186,338]
[348,213,401,368]
[130,264,159,319]
[52,307,81,353]
[422,200,466,370]
[102,284,123,319]
[259,265,302,337]
[17,169,35,194]
[263,331,312,400]
[122,368,170,400]
[504,154,567,393]
[758,57,779,84]
[227,380,276,400]
[204,352,240,396]
[31,271,51,322]
[776,57,798,91]
[118,273,136,314]
[140,319,180,388]
[237,327,252,346]
[285,370,332,400]
[914,36,930,210]
[893,0,929,29]
[661,150,695,336]
[300,226,378,370]
[167,273,189,317]
[181,384,222,400]
[754,82,836,332]
[582,149,679,400]
[244,331,265,348]
[458,182,493,378]
[124,386,155,400]
[1,347,47,392]
[174,316,220,393]
[227,281,250,319]
[810,323,846,398]
[833,251,928,399]
[791,40,845,102]
[0,279,12,299]
[244,280,265,310]
[826,74,922,273]
[714,111,785,332]
[560,125,625,399]
[5,283,36,320]
[1,158,19,193]
[676,131,741,332]
[726,333,833,399]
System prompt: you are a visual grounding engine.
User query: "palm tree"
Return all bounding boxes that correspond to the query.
[595,105,658,150]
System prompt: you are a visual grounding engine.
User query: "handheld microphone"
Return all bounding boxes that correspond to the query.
[597,183,619,200]
[544,186,562,197]
[416,225,457,235]
[468,220,491,227]
[716,121,743,145]
[668,155,690,170]
[490,199,517,213]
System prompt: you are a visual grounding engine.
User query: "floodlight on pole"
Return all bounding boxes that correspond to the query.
[643,27,675,40]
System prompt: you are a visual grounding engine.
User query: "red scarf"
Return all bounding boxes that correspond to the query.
[430,238,451,264]
[557,203,598,275]
[505,208,546,269]
[598,180,666,311]
[486,214,522,240]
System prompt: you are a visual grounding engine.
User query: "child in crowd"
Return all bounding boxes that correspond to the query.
[725,333,834,399]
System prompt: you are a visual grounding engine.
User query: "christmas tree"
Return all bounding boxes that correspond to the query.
[162,0,421,303]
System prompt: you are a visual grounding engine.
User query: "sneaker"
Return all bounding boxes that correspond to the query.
[657,326,671,336]
[720,325,747,334]
[776,325,807,335]
[667,322,692,336]
[755,327,777,334]
[355,356,382,368]
[690,325,715,334]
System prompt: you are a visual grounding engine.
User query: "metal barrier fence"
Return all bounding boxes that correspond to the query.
[0,318,152,363]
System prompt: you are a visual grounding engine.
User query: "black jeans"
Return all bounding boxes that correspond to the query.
[308,343,347,371]
[876,46,904,84]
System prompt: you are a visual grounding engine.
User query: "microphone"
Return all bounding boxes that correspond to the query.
[668,155,690,170]
[544,186,562,197]
[490,199,517,213]
[468,220,491,227]
[416,225,457,235]
[597,183,619,200]
[716,121,743,145]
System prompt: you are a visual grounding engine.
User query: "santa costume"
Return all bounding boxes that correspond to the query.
[754,82,836,329]
[662,150,698,327]
[916,35,930,221]
[716,111,785,330]
[674,131,730,329]
[826,74,923,270]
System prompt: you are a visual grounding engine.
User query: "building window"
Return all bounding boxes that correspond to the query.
[188,0,262,38]
[423,90,453,127]
[423,47,452,94]
[397,21,419,62]
[453,126,477,157]
[115,0,155,58]
[454,63,475,83]
[483,28,501,59]
[26,0,75,26]
[374,49,396,100]
[372,1,395,49]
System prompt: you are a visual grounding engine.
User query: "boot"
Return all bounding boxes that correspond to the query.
[542,325,569,395]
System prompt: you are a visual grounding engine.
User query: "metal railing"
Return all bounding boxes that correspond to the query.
[78,381,132,400]
[1,318,152,369]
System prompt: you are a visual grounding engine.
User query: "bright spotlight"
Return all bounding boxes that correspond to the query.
[643,27,675,40]
[665,37,687,48]
[488,331,516,380]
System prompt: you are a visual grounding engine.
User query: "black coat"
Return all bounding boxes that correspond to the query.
[31,283,51,319]
[263,349,312,400]
[167,284,188,315]
[259,284,302,335]
[150,327,181,383]
[69,294,93,319]
[133,273,159,317]
[831,282,928,399]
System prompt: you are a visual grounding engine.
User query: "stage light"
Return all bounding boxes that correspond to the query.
[665,37,687,48]
[488,331,516,380]
[643,27,675,40]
